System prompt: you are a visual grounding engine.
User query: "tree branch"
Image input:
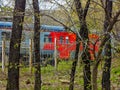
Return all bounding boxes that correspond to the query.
[83,0,91,20]
[74,0,83,22]
[41,13,75,33]
[94,9,120,68]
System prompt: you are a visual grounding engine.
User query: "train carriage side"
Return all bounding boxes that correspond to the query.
[0,21,12,60]
[40,25,77,60]
[0,21,101,62]
[0,21,31,61]
[40,25,66,63]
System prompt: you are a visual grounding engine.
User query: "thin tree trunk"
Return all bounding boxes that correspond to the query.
[80,23,91,90]
[33,0,41,90]
[92,65,98,90]
[69,37,80,90]
[69,0,91,90]
[92,1,113,90]
[6,0,26,90]
[102,39,111,90]
[102,0,112,90]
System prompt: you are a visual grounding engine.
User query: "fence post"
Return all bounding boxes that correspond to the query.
[29,39,33,73]
[54,37,57,70]
[2,39,5,72]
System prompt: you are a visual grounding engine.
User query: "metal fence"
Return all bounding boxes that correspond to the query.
[0,39,76,66]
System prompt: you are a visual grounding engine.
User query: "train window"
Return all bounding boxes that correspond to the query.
[60,36,63,44]
[1,32,11,40]
[44,35,52,42]
[49,37,52,42]
[44,35,49,42]
[66,37,69,44]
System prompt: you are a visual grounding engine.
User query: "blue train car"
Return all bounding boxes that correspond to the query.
[0,21,65,62]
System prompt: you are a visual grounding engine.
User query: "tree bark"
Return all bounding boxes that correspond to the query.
[92,66,98,90]
[80,22,91,90]
[69,0,91,90]
[33,0,41,90]
[92,1,113,90]
[6,0,26,90]
[102,0,112,90]
[102,39,111,90]
[69,37,80,90]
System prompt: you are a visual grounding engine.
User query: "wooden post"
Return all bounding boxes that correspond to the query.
[2,40,5,72]
[54,37,57,70]
[29,39,33,73]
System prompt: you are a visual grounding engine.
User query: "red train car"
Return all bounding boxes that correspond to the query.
[42,31,99,60]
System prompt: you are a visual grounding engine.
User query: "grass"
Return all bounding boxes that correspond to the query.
[0,56,120,90]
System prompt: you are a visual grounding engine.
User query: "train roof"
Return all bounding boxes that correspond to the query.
[0,21,12,28]
[41,25,65,32]
[0,21,65,32]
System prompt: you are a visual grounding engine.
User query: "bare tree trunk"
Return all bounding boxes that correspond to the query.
[92,65,98,90]
[69,37,80,90]
[33,0,41,90]
[102,39,111,90]
[6,0,26,90]
[69,0,91,90]
[102,0,112,90]
[80,22,91,90]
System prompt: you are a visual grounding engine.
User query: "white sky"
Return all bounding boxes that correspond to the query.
[40,0,66,10]
[0,0,66,10]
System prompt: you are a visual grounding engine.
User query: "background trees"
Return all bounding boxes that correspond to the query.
[92,0,120,90]
[0,0,120,90]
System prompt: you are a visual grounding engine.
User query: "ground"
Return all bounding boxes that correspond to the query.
[0,55,120,90]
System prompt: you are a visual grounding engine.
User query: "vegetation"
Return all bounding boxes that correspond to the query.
[0,57,120,90]
[0,0,120,90]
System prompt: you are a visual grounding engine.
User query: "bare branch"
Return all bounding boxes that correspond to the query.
[100,0,105,8]
[83,0,91,20]
[107,9,120,32]
[50,0,78,32]
[94,9,120,68]
[91,0,105,9]
[41,13,75,33]
[74,0,83,22]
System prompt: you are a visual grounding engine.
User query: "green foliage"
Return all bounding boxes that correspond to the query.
[111,66,120,82]
[1,6,13,12]
[41,65,54,75]
[115,46,120,53]
[0,57,120,89]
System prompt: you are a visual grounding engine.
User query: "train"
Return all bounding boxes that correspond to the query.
[0,21,99,62]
